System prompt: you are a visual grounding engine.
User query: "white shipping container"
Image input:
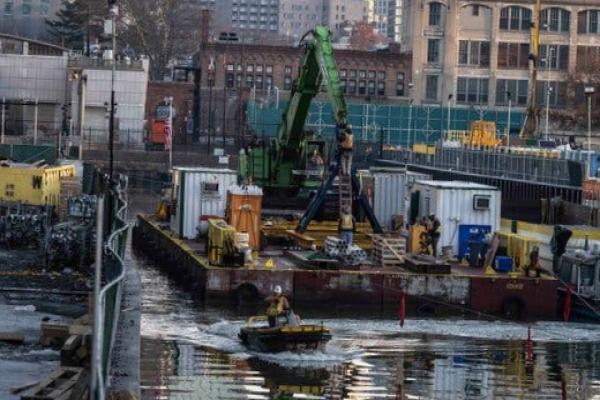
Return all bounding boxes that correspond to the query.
[411,181,501,255]
[370,167,407,231]
[171,167,237,239]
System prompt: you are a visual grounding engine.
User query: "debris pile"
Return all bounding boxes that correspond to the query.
[0,208,51,248]
[45,222,95,270]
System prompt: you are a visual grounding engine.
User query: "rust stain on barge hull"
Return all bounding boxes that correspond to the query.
[133,215,559,320]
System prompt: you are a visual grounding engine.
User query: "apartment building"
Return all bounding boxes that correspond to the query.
[403,0,600,110]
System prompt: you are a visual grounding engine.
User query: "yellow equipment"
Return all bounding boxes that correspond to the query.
[463,121,501,148]
[520,0,542,139]
[497,232,541,271]
[0,163,76,207]
[207,218,238,266]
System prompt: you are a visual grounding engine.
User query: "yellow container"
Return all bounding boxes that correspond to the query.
[413,144,436,155]
[207,218,237,265]
[0,163,76,207]
[497,232,541,269]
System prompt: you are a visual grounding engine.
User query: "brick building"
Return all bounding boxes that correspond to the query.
[146,41,411,144]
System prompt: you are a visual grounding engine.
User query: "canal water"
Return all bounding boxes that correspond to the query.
[136,254,600,399]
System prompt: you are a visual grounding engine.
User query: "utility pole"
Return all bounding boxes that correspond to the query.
[108,0,118,180]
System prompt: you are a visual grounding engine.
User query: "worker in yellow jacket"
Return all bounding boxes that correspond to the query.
[339,205,356,246]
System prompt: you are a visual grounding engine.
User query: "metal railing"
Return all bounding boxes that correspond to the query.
[91,175,129,399]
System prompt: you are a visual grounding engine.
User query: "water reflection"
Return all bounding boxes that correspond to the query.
[136,252,600,399]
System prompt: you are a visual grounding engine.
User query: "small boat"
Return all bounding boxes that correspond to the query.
[239,316,332,353]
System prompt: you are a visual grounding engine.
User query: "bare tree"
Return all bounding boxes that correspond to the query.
[554,51,600,129]
[119,0,203,80]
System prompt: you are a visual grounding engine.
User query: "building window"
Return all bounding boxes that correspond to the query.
[378,71,385,81]
[368,70,376,79]
[427,39,440,64]
[541,8,570,32]
[396,72,405,96]
[497,42,530,69]
[429,2,442,26]
[578,10,600,34]
[246,64,254,73]
[341,79,347,93]
[496,79,528,105]
[458,40,490,67]
[266,65,273,74]
[358,80,366,95]
[255,75,263,89]
[284,65,292,75]
[284,76,292,90]
[499,6,532,31]
[368,80,376,95]
[40,0,49,15]
[377,81,385,96]
[265,75,273,89]
[256,64,263,74]
[540,45,569,70]
[246,75,254,87]
[226,72,234,88]
[456,77,488,104]
[4,0,13,15]
[536,81,567,108]
[425,75,439,101]
[348,79,357,94]
[472,5,479,16]
[359,70,366,79]
[22,0,31,15]
[577,46,600,71]
[227,63,234,72]
[349,69,357,79]
[340,69,347,78]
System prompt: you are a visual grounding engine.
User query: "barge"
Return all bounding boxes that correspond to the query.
[133,215,560,320]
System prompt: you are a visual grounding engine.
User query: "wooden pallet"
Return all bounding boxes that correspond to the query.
[372,235,406,267]
[20,367,85,400]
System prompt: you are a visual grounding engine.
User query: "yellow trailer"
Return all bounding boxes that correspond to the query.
[0,163,76,207]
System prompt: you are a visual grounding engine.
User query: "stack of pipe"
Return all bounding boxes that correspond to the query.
[324,236,348,257]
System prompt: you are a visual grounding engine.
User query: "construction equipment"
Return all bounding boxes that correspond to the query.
[288,27,382,234]
[463,121,502,148]
[520,0,542,140]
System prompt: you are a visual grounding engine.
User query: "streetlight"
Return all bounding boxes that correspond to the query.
[506,91,512,148]
[543,46,554,140]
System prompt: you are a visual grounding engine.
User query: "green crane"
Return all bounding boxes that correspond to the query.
[241,26,346,195]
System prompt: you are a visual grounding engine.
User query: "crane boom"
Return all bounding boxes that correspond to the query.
[273,26,348,184]
[520,0,542,139]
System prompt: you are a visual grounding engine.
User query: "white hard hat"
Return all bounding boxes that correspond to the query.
[273,285,282,295]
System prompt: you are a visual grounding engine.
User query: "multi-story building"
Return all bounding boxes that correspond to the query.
[325,0,368,29]
[368,0,392,37]
[279,0,323,40]
[403,0,600,111]
[388,0,403,42]
[0,0,61,41]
